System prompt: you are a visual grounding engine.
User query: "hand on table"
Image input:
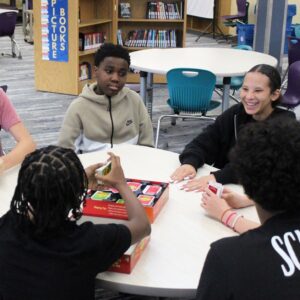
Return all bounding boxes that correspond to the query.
[170,164,196,182]
[201,188,231,221]
[180,174,216,192]
[222,187,254,208]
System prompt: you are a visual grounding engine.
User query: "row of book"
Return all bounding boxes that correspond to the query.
[79,32,106,51]
[147,1,182,19]
[118,29,178,48]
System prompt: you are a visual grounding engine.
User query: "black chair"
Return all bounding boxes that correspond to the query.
[0,85,8,93]
[0,9,22,59]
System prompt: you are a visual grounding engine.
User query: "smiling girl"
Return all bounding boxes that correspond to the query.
[171,64,295,191]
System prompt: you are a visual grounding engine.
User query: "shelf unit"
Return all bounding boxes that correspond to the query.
[34,0,186,94]
[34,0,114,95]
[115,0,187,83]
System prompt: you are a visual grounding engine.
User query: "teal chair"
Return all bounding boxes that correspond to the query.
[214,44,252,103]
[155,68,220,148]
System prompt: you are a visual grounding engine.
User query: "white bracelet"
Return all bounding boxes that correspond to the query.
[231,214,244,231]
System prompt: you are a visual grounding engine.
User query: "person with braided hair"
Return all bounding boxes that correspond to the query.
[0,146,151,300]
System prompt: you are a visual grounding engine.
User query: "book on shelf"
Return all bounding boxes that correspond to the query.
[117,29,123,46]
[147,1,182,20]
[79,32,106,51]
[79,62,91,81]
[124,29,178,48]
[119,2,131,18]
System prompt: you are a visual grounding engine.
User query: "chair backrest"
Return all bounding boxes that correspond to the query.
[282,61,300,108]
[28,0,33,10]
[288,37,300,66]
[237,0,247,16]
[0,11,18,37]
[234,44,252,51]
[166,68,216,113]
[295,25,300,38]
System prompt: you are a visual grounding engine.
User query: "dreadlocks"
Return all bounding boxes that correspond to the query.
[11,146,88,238]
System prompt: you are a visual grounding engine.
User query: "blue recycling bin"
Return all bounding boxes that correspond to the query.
[237,24,254,47]
[287,4,297,30]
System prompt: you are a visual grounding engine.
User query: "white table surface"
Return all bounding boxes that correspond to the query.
[0,145,259,298]
[130,47,278,116]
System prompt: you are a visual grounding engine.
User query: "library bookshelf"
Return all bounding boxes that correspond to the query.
[116,0,187,83]
[34,0,186,95]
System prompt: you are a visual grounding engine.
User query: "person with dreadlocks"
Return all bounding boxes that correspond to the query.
[58,43,153,153]
[0,145,151,300]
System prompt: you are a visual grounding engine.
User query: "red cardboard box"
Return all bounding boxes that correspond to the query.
[83,178,169,223]
[109,236,150,274]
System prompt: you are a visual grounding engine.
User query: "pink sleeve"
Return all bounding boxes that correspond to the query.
[0,89,21,131]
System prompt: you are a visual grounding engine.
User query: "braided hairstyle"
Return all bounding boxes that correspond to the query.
[11,146,88,238]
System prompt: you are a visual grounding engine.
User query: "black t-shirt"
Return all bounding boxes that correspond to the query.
[197,212,300,300]
[0,211,131,300]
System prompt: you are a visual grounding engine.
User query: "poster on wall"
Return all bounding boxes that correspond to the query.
[41,0,68,62]
[187,0,214,19]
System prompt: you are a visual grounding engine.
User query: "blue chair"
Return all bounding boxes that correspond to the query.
[215,44,252,103]
[155,68,220,148]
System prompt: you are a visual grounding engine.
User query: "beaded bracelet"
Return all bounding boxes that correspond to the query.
[231,215,244,232]
[220,208,232,224]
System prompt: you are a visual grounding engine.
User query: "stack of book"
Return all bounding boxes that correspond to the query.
[147,1,182,19]
[123,29,178,48]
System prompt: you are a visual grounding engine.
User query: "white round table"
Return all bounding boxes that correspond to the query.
[0,145,259,298]
[130,47,278,117]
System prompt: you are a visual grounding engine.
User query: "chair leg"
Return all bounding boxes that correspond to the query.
[11,35,22,59]
[155,115,167,148]
[155,114,216,148]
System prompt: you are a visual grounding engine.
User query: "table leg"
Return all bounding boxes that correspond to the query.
[139,71,154,119]
[221,77,231,112]
[147,73,153,119]
[139,71,148,106]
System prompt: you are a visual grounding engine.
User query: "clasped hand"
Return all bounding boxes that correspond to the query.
[84,152,126,191]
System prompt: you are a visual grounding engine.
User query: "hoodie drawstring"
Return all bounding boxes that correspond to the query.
[108,96,114,148]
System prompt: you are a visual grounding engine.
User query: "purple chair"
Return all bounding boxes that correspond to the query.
[282,36,300,87]
[0,9,22,59]
[222,0,249,25]
[281,61,300,109]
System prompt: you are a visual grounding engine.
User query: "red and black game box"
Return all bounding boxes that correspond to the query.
[83,178,169,223]
[108,236,150,274]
